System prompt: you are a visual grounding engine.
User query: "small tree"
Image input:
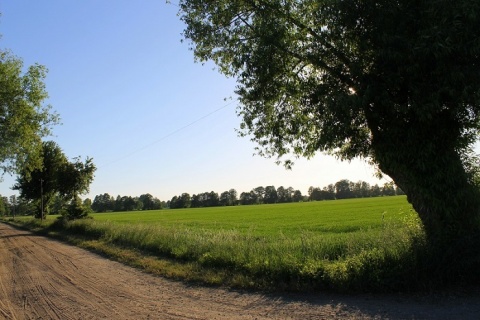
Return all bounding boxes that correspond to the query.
[14,141,67,219]
[14,141,95,219]
[62,196,90,221]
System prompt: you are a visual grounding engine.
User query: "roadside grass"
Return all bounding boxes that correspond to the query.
[6,196,433,292]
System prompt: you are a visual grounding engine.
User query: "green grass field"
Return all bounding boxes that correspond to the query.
[91,196,414,235]
[9,196,429,292]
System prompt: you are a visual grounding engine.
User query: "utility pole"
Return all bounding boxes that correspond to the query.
[40,179,44,220]
[10,195,16,219]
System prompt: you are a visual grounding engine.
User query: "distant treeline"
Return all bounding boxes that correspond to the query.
[0,179,403,215]
[307,179,403,201]
[90,193,165,213]
[169,179,403,209]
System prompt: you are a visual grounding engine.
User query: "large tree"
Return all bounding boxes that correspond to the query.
[0,49,59,176]
[179,0,480,245]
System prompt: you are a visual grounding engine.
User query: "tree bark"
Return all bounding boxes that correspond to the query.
[371,114,480,246]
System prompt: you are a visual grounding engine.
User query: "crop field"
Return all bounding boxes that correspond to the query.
[12,196,426,291]
[91,196,414,236]
[81,196,422,290]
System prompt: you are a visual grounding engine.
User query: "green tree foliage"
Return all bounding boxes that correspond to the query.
[219,189,238,206]
[91,179,397,212]
[308,187,325,201]
[11,196,34,216]
[219,191,229,206]
[335,179,354,200]
[138,193,162,210]
[92,193,115,212]
[0,196,7,216]
[139,193,154,210]
[276,186,288,203]
[252,186,265,204]
[264,185,278,204]
[292,190,303,202]
[308,179,402,201]
[382,182,396,196]
[228,188,238,205]
[62,196,91,220]
[354,181,371,198]
[0,195,32,216]
[83,198,92,209]
[0,49,59,176]
[179,0,480,244]
[13,141,95,219]
[170,193,192,209]
[114,195,140,211]
[239,191,255,205]
[57,156,96,201]
[14,141,67,218]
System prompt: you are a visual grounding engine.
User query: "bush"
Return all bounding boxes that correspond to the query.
[60,197,91,221]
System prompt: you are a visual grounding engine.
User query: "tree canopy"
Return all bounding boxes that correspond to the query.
[179,0,480,244]
[0,49,59,176]
[14,141,95,219]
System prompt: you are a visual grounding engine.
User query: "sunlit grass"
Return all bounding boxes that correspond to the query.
[8,196,430,292]
[92,196,413,234]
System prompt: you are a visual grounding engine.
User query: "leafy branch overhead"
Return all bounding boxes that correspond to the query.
[179,0,480,245]
[0,50,60,176]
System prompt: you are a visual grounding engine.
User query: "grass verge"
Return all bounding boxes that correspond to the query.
[3,208,435,293]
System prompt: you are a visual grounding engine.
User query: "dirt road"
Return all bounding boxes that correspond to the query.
[0,223,479,319]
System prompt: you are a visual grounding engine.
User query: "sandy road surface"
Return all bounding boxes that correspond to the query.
[0,223,479,320]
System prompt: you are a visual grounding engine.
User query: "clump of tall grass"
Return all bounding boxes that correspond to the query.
[33,210,430,292]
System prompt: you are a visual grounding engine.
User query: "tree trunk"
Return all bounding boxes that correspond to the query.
[371,117,480,246]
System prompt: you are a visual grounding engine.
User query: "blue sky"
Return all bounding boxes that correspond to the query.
[0,1,387,201]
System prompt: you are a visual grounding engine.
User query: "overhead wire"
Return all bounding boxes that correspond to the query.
[98,99,237,168]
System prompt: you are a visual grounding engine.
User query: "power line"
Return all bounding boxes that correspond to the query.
[99,99,237,168]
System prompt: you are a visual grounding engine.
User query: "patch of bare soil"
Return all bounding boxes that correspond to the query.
[0,223,479,319]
